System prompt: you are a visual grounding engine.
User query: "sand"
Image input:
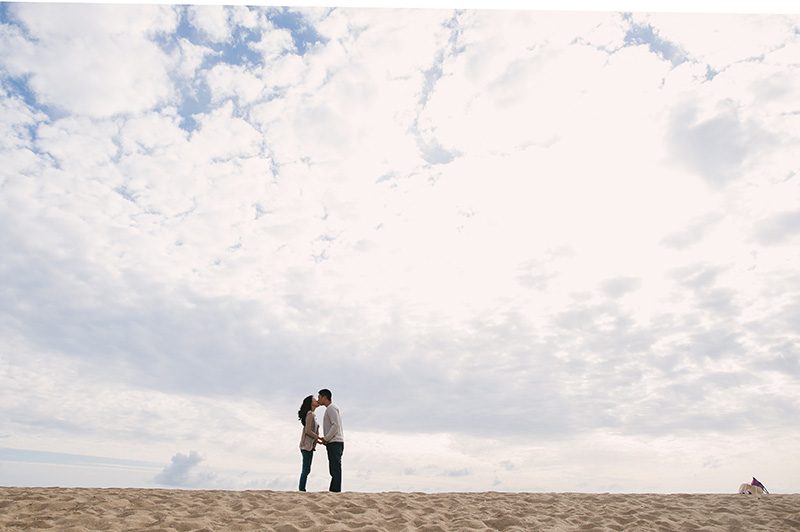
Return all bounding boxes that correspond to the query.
[1,488,798,532]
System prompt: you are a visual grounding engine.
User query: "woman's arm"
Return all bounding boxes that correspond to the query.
[304,411,318,438]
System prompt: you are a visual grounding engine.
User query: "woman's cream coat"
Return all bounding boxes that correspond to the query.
[299,410,319,451]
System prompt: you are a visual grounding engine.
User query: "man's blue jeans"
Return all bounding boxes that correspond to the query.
[299,450,313,491]
[326,442,344,492]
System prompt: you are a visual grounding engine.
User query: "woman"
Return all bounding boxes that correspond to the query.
[297,394,320,491]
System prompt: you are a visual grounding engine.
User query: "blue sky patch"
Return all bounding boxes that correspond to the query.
[623,15,689,67]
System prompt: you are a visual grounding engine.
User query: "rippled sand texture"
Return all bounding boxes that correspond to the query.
[1,488,799,532]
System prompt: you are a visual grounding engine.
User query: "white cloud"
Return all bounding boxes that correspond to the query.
[249,19,295,60]
[0,86,46,174]
[192,100,264,160]
[154,451,209,487]
[754,209,800,245]
[259,51,307,88]
[35,117,120,174]
[1,5,799,493]
[175,37,216,80]
[207,63,267,104]
[666,101,754,186]
[1,4,178,118]
[188,5,233,43]
[230,5,261,30]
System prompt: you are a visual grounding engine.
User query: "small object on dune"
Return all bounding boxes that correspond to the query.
[738,477,769,495]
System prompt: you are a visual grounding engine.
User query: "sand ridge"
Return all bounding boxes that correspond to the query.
[1,488,798,531]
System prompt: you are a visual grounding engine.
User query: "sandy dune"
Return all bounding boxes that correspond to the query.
[1,488,798,531]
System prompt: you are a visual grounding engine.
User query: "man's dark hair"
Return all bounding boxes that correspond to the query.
[319,388,332,401]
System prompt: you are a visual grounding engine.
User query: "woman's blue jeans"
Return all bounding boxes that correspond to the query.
[299,449,313,491]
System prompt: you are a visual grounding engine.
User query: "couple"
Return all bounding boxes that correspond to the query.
[298,388,344,492]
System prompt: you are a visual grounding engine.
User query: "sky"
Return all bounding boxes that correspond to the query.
[1,0,799,494]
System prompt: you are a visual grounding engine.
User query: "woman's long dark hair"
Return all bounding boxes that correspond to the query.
[298,395,313,425]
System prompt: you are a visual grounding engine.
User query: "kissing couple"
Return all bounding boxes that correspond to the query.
[297,388,344,492]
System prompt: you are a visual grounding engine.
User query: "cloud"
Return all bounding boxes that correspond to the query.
[187,5,233,43]
[248,19,295,61]
[206,63,265,104]
[661,212,724,250]
[2,5,800,493]
[0,448,157,471]
[753,209,800,245]
[499,460,516,471]
[599,276,642,299]
[1,3,178,118]
[0,85,46,178]
[441,468,471,477]
[666,103,753,186]
[684,329,744,361]
[667,264,742,319]
[154,451,215,487]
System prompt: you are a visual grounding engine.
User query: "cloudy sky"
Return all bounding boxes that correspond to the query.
[1,1,799,493]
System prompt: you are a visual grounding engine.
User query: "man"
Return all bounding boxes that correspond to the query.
[317,388,344,492]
